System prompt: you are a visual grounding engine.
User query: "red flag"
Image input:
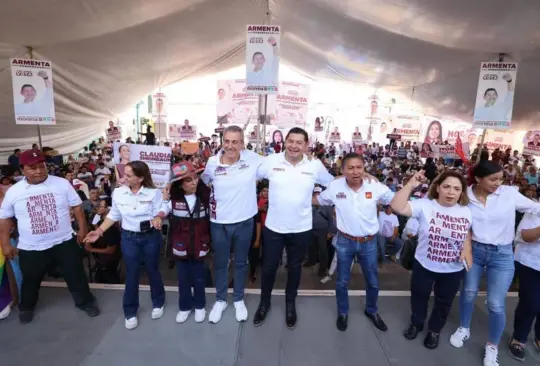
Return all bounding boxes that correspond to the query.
[455,134,468,163]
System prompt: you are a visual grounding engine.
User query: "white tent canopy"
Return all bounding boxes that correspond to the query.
[1,0,540,159]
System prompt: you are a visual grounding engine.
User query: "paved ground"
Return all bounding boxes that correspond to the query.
[2,288,539,366]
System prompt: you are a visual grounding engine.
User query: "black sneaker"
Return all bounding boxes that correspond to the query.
[336,314,348,331]
[285,302,297,329]
[403,324,423,340]
[364,311,388,332]
[82,303,101,318]
[423,332,439,349]
[19,310,34,324]
[253,303,270,327]
[509,340,526,362]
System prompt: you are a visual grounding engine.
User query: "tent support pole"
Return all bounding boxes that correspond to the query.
[26,46,43,149]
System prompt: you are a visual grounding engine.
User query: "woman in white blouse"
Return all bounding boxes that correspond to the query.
[84,161,165,330]
[507,213,540,362]
[391,170,472,349]
[450,160,540,366]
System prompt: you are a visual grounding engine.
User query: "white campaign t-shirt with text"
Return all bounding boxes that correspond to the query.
[0,176,82,251]
[409,198,472,273]
[378,212,398,238]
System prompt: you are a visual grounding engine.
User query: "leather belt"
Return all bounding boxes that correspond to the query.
[338,230,375,243]
[122,228,156,237]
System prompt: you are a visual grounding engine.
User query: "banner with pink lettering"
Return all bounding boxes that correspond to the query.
[419,143,470,159]
[273,81,309,128]
[441,121,474,145]
[522,130,540,156]
[11,58,56,125]
[390,113,422,141]
[483,130,514,152]
[216,80,259,126]
[113,142,172,188]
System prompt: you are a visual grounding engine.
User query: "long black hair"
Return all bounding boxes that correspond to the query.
[169,177,209,207]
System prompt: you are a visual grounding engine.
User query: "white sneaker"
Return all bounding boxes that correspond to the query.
[234,300,248,322]
[450,327,470,348]
[320,275,331,284]
[208,301,227,323]
[151,306,164,320]
[194,308,206,323]
[483,344,499,366]
[175,310,191,324]
[0,304,11,320]
[125,317,138,330]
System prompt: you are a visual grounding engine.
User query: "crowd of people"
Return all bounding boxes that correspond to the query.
[1,124,540,366]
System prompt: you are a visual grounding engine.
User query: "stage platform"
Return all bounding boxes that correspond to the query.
[2,286,539,366]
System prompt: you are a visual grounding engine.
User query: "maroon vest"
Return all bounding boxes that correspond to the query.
[169,188,211,260]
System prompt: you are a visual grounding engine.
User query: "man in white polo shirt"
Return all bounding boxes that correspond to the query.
[316,152,394,332]
[253,127,334,329]
[201,125,262,323]
[0,150,99,324]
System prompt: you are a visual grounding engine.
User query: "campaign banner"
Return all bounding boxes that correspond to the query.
[421,117,444,144]
[484,130,514,151]
[247,125,262,143]
[274,81,309,128]
[245,25,280,94]
[113,142,172,189]
[328,127,341,143]
[169,121,197,140]
[217,79,259,125]
[386,133,402,141]
[314,116,324,132]
[473,62,517,129]
[152,92,168,121]
[420,143,470,160]
[105,127,122,142]
[523,131,540,156]
[442,121,474,145]
[11,58,56,125]
[351,126,366,144]
[391,114,422,141]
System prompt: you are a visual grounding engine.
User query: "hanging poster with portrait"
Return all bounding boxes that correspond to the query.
[523,130,540,156]
[113,142,172,189]
[328,127,341,143]
[245,25,280,94]
[216,79,259,125]
[473,62,517,129]
[152,92,168,123]
[105,121,122,142]
[351,126,366,144]
[314,116,324,132]
[247,125,261,143]
[441,121,474,145]
[11,58,56,125]
[169,120,198,140]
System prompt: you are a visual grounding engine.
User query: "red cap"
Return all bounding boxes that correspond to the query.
[171,162,203,183]
[19,149,45,166]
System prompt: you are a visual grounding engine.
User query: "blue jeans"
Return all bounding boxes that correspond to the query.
[176,259,206,311]
[459,242,515,345]
[377,234,403,262]
[210,217,254,302]
[336,235,379,315]
[121,229,165,319]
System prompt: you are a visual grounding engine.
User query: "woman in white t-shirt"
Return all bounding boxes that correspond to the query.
[391,170,472,350]
[507,213,540,361]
